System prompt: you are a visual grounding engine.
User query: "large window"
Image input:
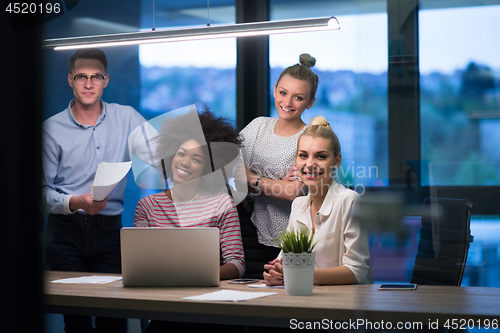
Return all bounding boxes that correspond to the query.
[270,0,388,188]
[419,1,500,289]
[139,0,237,123]
[137,0,236,220]
[137,0,237,221]
[419,2,500,187]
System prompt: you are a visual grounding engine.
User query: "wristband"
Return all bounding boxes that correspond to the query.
[255,176,263,188]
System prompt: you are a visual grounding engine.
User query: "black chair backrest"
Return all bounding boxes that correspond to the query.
[237,200,281,279]
[410,197,474,286]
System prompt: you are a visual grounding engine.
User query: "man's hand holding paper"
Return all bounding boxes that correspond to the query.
[69,193,108,216]
[90,161,132,201]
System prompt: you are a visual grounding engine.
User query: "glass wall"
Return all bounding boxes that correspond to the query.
[40,0,500,293]
[270,0,389,188]
[419,0,500,288]
[40,0,500,330]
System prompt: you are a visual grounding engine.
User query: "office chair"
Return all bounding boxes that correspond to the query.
[385,198,475,333]
[237,198,280,279]
[411,197,474,286]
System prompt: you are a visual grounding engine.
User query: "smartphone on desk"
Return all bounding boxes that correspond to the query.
[378,283,417,291]
[228,278,260,284]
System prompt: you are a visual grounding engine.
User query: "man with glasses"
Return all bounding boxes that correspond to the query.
[42,48,145,333]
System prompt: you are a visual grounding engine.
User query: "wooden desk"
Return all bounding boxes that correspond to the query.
[44,271,500,329]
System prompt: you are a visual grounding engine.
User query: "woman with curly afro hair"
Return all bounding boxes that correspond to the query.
[134,106,245,282]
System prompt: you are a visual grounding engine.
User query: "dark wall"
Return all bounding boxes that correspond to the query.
[1,9,44,333]
[0,2,142,331]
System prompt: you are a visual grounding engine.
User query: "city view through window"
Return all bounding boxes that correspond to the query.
[138,2,500,288]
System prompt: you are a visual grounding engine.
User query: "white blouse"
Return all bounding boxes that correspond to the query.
[240,117,307,247]
[281,180,373,284]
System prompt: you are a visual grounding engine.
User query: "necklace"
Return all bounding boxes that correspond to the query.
[170,188,200,213]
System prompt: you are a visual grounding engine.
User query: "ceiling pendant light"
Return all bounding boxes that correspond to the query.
[43,16,340,50]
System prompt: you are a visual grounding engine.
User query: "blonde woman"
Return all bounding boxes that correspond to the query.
[241,54,319,259]
[264,116,373,286]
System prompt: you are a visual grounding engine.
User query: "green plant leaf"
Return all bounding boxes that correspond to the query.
[275,228,318,253]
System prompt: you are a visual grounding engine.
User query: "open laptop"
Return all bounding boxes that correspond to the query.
[120,227,220,287]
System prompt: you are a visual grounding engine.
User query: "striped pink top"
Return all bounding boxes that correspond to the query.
[134,191,245,277]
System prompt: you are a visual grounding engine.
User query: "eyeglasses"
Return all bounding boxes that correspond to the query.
[72,74,107,86]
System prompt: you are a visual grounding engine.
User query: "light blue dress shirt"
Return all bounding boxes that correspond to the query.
[42,99,146,215]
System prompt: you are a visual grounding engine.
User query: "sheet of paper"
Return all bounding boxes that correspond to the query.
[90,161,132,201]
[182,289,277,302]
[51,275,122,284]
[248,283,284,289]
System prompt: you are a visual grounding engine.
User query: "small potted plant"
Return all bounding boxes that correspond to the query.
[277,228,318,295]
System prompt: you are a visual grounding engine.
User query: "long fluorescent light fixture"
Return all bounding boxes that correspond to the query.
[43,17,339,50]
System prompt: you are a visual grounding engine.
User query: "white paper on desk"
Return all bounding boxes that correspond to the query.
[90,161,132,201]
[52,275,122,284]
[248,283,284,289]
[182,289,276,302]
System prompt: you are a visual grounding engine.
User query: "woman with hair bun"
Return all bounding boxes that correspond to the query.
[263,116,373,286]
[240,54,319,258]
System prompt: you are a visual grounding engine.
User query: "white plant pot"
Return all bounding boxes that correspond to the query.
[282,252,315,296]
